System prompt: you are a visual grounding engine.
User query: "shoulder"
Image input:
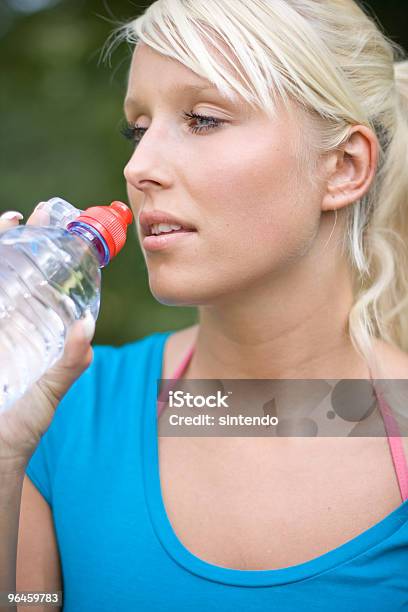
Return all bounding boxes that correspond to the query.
[372,338,408,458]
[25,329,191,497]
[372,337,408,378]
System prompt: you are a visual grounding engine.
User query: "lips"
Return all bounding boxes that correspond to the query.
[139,209,197,237]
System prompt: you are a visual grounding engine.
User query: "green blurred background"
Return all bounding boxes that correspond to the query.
[1,0,406,345]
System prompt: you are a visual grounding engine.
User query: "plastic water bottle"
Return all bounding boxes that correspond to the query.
[0,196,133,412]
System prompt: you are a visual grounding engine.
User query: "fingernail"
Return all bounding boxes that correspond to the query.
[0,211,24,221]
[81,311,96,342]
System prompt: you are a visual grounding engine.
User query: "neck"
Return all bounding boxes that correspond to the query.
[186,253,372,381]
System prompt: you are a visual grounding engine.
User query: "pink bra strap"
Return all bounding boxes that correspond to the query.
[170,343,195,381]
[157,342,195,420]
[372,383,408,502]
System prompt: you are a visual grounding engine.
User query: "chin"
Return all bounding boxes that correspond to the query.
[151,290,200,307]
[147,276,195,306]
[147,268,235,306]
[148,278,211,307]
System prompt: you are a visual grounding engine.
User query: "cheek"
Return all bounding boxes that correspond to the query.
[190,130,319,271]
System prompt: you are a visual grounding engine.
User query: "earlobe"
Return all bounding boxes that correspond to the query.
[321,191,336,212]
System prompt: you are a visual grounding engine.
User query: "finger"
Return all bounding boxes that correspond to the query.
[26,202,49,226]
[0,210,24,233]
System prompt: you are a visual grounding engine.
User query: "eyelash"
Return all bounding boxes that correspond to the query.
[120,111,225,146]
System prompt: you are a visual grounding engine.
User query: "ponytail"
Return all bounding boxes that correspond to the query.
[351,59,408,376]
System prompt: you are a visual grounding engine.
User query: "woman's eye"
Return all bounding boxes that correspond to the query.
[120,111,225,147]
[181,111,226,134]
[120,122,146,146]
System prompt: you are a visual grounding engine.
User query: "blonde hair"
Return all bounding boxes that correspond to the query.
[106,0,408,379]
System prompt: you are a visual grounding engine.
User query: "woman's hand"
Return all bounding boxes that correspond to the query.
[0,208,95,470]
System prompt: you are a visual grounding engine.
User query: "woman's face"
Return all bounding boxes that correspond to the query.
[124,43,325,306]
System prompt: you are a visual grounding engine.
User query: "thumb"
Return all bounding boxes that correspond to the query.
[34,314,95,408]
[46,313,95,386]
[59,312,95,371]
[79,310,96,343]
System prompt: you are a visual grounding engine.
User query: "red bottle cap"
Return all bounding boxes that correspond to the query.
[75,201,133,259]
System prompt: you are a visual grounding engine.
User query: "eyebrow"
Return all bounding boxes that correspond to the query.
[124,83,225,113]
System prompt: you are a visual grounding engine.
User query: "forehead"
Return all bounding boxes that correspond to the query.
[127,43,214,91]
[125,42,243,113]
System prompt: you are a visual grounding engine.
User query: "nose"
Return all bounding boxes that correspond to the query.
[123,125,171,193]
[123,159,163,193]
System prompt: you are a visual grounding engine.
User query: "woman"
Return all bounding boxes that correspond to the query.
[1,0,408,609]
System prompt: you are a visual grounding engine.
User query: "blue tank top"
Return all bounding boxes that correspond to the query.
[25,331,408,611]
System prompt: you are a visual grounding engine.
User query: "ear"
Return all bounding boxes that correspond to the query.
[321,125,379,212]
